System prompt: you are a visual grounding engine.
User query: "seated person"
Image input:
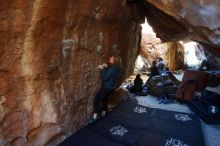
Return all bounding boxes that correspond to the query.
[145,61,159,86]
[133,74,144,93]
[128,74,144,94]
[157,57,165,74]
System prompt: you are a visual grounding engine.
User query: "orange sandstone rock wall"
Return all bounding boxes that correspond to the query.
[144,0,220,58]
[0,0,142,145]
[166,42,185,71]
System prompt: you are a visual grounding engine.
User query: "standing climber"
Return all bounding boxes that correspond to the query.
[89,54,121,123]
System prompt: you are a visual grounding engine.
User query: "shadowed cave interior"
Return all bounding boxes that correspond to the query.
[0,0,220,146]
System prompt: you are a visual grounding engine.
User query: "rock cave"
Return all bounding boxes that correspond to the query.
[0,0,220,146]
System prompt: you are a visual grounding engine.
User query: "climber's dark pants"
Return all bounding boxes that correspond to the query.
[93,87,113,113]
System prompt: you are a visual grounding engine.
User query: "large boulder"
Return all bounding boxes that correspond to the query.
[143,0,220,58]
[0,1,142,145]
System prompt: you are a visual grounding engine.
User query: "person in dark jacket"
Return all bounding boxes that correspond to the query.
[89,55,121,123]
[157,57,165,74]
[134,74,144,93]
[145,61,159,86]
[129,74,143,94]
[150,61,159,76]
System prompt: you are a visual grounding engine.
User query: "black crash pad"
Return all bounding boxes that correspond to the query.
[105,100,204,145]
[153,108,200,123]
[58,127,124,146]
[59,99,205,146]
[139,131,204,146]
[107,99,201,126]
[105,99,155,129]
[89,118,142,146]
[143,118,204,144]
[189,99,220,124]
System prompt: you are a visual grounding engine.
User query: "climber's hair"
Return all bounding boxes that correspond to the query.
[111,54,121,64]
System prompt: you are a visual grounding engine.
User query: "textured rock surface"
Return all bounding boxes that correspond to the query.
[0,0,142,145]
[1,0,220,145]
[140,33,162,64]
[143,0,220,58]
[140,41,184,71]
[166,42,185,71]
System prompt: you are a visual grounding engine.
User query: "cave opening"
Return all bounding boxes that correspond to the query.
[1,0,220,146]
[135,18,210,73]
[125,18,207,88]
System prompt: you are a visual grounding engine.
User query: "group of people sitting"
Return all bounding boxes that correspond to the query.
[127,57,169,95]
